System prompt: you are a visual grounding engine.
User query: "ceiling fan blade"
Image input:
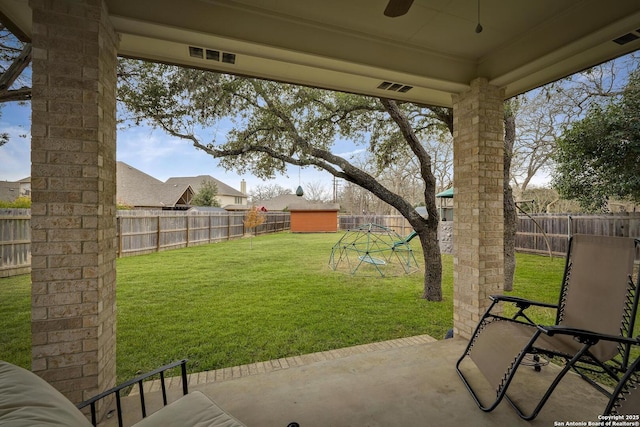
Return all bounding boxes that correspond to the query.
[384,0,414,17]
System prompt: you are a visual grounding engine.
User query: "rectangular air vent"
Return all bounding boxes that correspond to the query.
[613,33,639,45]
[189,46,203,58]
[188,46,237,65]
[377,81,413,93]
[206,49,220,61]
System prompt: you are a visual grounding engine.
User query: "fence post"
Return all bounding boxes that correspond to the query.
[186,215,190,247]
[117,216,122,258]
[157,216,161,252]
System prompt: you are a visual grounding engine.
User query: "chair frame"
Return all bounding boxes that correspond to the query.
[604,347,640,415]
[77,359,189,427]
[456,235,640,420]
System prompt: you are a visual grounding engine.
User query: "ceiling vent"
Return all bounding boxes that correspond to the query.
[613,33,639,45]
[377,81,413,93]
[222,53,236,64]
[189,46,236,64]
[206,49,219,61]
[189,46,204,58]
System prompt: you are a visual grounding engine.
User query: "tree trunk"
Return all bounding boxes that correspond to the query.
[415,163,443,301]
[380,98,443,301]
[415,222,442,300]
[503,108,517,292]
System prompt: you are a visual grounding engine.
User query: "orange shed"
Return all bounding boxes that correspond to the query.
[288,202,340,233]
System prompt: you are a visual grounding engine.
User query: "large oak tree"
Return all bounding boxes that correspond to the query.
[118,60,446,300]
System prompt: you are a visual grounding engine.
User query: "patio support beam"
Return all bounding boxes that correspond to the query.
[452,78,505,339]
[29,0,118,412]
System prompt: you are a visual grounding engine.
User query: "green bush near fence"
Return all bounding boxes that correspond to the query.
[0,231,571,383]
[0,197,31,208]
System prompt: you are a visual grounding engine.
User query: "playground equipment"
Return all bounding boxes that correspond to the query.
[328,223,420,277]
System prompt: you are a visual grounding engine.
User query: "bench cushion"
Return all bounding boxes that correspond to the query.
[0,361,92,427]
[133,391,246,427]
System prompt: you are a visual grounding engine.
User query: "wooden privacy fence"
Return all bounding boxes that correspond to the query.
[117,211,290,257]
[517,213,640,257]
[0,210,290,276]
[0,209,31,278]
[340,214,640,257]
[4,210,640,277]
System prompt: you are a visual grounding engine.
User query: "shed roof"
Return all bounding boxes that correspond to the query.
[288,202,340,211]
[255,194,306,211]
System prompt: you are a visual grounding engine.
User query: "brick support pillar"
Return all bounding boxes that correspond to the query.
[30,0,118,406]
[452,78,504,339]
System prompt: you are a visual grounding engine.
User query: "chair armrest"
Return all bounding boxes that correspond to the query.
[537,325,640,346]
[490,294,557,309]
[77,359,189,427]
[487,295,558,326]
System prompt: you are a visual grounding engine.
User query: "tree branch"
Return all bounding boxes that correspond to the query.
[0,87,31,102]
[0,43,31,92]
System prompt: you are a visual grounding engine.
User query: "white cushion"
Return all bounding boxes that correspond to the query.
[133,391,246,427]
[0,360,92,427]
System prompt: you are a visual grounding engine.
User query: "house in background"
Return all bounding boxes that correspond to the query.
[117,162,193,209]
[0,178,31,202]
[165,176,248,210]
[116,162,248,210]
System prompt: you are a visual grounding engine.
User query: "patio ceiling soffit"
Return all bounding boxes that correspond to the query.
[1,0,640,107]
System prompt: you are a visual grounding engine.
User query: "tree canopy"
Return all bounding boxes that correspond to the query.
[553,68,640,212]
[249,184,292,202]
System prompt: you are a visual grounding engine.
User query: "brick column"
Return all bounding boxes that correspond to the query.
[30,0,118,406]
[452,78,504,339]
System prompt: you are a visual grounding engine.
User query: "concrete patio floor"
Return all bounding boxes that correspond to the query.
[105,336,611,427]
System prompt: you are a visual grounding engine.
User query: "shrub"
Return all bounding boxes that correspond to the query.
[0,196,31,208]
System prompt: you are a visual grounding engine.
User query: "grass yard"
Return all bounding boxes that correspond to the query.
[0,231,570,383]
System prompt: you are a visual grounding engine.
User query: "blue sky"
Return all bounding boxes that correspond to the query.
[0,100,359,195]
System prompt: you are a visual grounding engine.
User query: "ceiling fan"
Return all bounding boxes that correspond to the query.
[383,0,483,33]
[383,0,414,17]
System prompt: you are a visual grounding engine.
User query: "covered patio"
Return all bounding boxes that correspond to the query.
[1,0,640,422]
[105,337,608,426]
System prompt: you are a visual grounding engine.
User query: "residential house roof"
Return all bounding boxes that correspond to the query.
[165,176,245,198]
[255,194,306,211]
[223,204,251,211]
[187,206,227,213]
[117,161,193,208]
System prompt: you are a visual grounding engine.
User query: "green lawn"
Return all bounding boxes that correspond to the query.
[0,232,569,383]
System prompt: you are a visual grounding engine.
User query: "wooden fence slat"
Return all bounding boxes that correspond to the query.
[0,209,32,278]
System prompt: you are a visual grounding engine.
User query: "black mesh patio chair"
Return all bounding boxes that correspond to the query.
[605,351,640,415]
[456,234,640,420]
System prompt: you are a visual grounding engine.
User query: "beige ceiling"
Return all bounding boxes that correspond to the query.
[2,0,640,106]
